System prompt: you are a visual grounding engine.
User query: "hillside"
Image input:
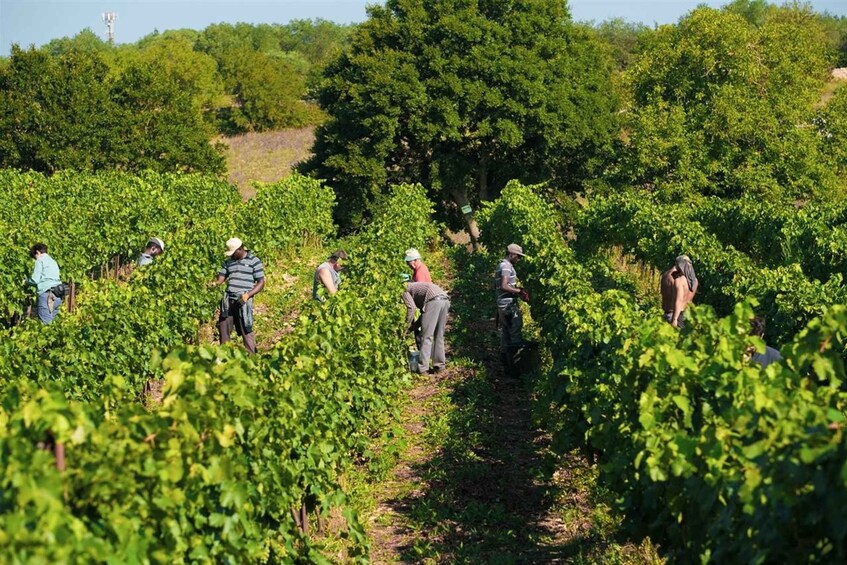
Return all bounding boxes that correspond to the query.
[220,127,316,199]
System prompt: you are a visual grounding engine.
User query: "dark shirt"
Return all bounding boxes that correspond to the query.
[751,345,783,368]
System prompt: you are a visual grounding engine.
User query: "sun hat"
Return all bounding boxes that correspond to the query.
[507,243,526,257]
[148,237,165,252]
[404,248,422,262]
[224,237,243,257]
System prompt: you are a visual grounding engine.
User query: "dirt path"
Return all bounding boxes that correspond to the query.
[363,248,621,563]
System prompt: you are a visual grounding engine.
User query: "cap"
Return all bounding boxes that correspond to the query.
[404,248,422,262]
[507,243,526,257]
[148,237,165,252]
[224,237,243,257]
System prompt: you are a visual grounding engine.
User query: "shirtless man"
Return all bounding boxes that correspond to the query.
[661,255,698,328]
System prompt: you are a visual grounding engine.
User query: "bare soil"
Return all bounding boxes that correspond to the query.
[365,250,590,563]
[220,127,316,199]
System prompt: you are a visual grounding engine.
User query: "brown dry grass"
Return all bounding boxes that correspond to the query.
[219,127,316,199]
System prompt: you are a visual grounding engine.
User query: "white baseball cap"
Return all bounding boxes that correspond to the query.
[404,248,422,262]
[224,237,243,257]
[148,237,165,252]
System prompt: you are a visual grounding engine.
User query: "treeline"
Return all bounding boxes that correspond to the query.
[2,2,846,208]
[0,20,351,174]
[302,0,847,230]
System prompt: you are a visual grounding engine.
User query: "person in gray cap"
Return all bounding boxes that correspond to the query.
[495,243,530,363]
[137,237,165,267]
[313,249,347,301]
[404,248,432,283]
[661,254,698,328]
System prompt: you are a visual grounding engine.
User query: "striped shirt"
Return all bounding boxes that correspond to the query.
[219,252,265,295]
[402,282,448,327]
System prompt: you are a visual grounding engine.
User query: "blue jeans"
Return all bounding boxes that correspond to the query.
[37,291,62,324]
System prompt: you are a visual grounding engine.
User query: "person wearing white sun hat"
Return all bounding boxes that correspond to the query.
[212,237,265,353]
[137,237,165,267]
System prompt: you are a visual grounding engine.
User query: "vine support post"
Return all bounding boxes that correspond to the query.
[68,280,76,313]
[55,442,65,471]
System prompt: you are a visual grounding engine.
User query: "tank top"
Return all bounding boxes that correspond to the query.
[312,262,340,301]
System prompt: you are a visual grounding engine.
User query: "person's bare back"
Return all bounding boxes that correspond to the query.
[661,267,693,327]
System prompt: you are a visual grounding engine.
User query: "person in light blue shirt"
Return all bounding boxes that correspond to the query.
[28,243,63,324]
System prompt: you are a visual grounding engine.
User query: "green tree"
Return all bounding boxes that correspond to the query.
[0,46,115,172]
[0,45,224,174]
[618,5,842,201]
[302,0,619,235]
[591,18,651,71]
[109,60,225,174]
[130,33,228,123]
[216,46,319,132]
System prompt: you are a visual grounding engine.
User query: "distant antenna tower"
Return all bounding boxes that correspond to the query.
[102,11,118,44]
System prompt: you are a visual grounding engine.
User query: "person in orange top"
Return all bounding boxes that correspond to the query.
[404,248,432,283]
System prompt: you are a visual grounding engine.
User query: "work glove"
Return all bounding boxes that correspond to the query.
[518,289,530,302]
[236,292,250,306]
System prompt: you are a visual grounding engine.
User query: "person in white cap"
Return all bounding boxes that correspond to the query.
[404,248,432,283]
[494,243,530,365]
[212,237,265,353]
[137,237,165,267]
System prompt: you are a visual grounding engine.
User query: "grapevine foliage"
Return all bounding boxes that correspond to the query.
[479,181,847,563]
[0,177,438,562]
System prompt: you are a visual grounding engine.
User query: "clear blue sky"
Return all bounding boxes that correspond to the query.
[2,0,845,56]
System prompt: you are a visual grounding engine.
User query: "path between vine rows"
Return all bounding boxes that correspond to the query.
[361,248,632,563]
[204,243,652,561]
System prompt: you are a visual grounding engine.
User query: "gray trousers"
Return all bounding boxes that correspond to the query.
[498,305,523,351]
[419,297,450,373]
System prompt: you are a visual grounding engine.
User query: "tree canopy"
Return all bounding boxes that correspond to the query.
[0,45,224,174]
[615,4,845,201]
[302,0,620,231]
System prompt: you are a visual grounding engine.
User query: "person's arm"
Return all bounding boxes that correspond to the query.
[672,277,687,328]
[28,259,42,287]
[245,277,265,301]
[318,267,337,295]
[401,291,416,332]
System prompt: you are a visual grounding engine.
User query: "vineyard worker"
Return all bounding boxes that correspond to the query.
[495,243,530,360]
[312,249,347,301]
[137,237,165,267]
[749,316,783,368]
[403,281,450,374]
[404,248,432,283]
[213,237,265,354]
[28,243,63,324]
[661,255,698,329]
